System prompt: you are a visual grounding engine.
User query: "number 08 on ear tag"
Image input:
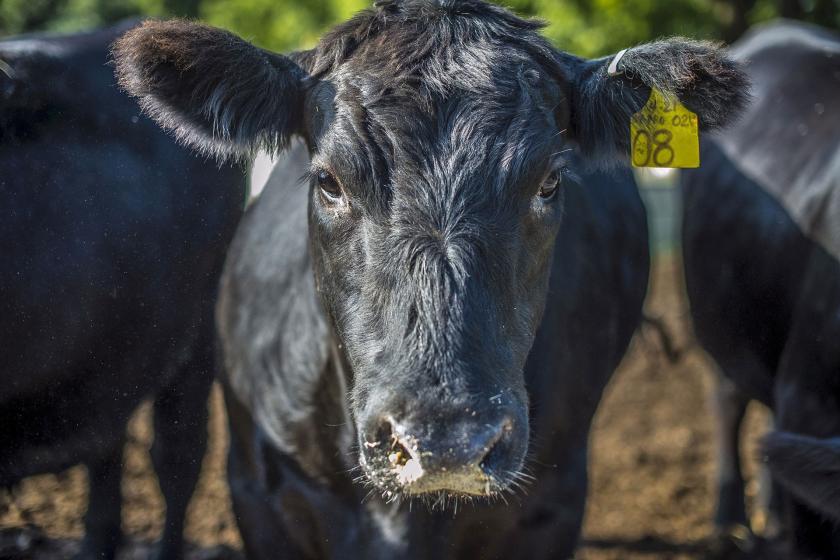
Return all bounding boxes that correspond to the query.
[630,88,699,168]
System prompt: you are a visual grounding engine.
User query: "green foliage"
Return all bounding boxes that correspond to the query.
[1,0,838,57]
[507,0,721,56]
[199,0,371,52]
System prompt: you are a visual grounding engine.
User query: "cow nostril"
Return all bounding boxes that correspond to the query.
[388,440,411,467]
[362,415,521,493]
[478,418,514,475]
[479,438,503,473]
[368,417,414,466]
[383,421,412,467]
[366,417,426,485]
[371,417,394,449]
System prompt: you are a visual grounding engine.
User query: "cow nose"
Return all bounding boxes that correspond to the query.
[363,415,516,495]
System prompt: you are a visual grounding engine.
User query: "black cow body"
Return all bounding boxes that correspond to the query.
[682,21,840,558]
[0,24,246,559]
[112,1,747,558]
[218,142,648,559]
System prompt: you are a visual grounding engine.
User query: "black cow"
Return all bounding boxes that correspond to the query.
[0,23,246,560]
[113,1,747,557]
[682,21,840,559]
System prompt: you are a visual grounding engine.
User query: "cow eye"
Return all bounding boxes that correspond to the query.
[316,170,343,202]
[538,168,564,200]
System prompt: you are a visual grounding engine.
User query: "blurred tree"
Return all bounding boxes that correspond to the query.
[716,0,759,43]
[1,0,838,56]
[782,0,840,28]
[166,0,200,17]
[199,0,370,51]
[0,0,68,35]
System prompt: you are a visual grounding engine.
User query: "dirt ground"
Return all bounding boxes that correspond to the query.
[0,256,778,559]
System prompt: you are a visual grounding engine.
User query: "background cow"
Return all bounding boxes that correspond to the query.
[0,23,246,560]
[113,0,747,557]
[682,20,840,559]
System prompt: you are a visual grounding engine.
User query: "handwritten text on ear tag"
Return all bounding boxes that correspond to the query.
[630,88,699,168]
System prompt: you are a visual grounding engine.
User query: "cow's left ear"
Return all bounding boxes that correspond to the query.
[113,20,309,161]
[563,39,750,164]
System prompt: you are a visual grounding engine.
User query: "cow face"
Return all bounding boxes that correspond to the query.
[114,0,747,500]
[305,53,563,498]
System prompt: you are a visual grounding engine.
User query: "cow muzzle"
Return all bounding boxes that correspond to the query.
[358,409,525,498]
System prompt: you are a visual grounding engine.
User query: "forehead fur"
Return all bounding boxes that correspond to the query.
[302,0,568,196]
[301,0,563,89]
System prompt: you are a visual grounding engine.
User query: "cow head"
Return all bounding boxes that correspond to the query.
[114,0,747,501]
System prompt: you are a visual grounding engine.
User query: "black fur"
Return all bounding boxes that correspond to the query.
[112,1,748,558]
[682,21,840,559]
[1,23,246,560]
[1,20,137,140]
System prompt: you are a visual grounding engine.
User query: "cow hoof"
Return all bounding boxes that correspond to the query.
[750,509,784,540]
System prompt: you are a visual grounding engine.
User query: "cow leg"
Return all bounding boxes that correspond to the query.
[149,353,213,560]
[227,451,298,560]
[223,382,377,560]
[759,477,786,539]
[710,372,751,537]
[76,443,124,560]
[752,415,785,539]
[223,384,309,560]
[774,336,840,559]
[774,395,840,558]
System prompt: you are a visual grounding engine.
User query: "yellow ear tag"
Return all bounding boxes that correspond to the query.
[630,88,699,168]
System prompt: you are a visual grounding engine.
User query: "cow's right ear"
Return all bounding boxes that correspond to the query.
[113,20,308,160]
